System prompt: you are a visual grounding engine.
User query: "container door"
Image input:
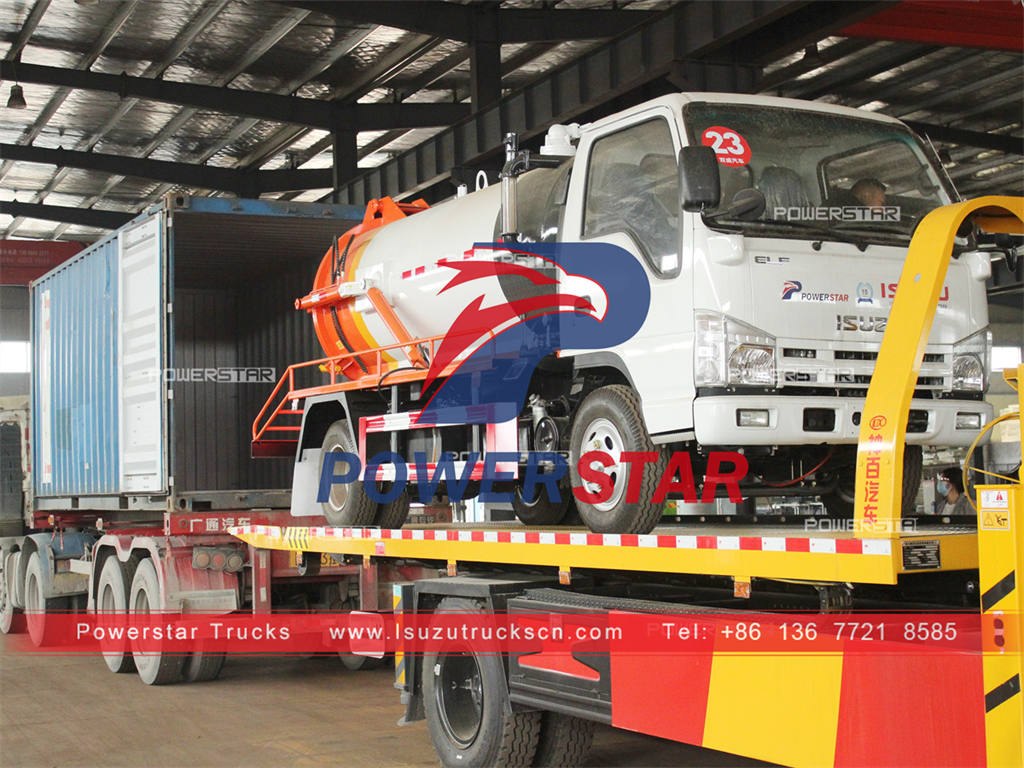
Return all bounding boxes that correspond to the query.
[118,215,166,493]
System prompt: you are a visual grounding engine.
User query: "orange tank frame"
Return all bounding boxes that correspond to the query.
[252,196,491,458]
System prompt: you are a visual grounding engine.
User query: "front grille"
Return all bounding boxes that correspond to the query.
[780,344,950,394]
[834,351,944,363]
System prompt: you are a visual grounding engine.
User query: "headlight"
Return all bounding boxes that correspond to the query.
[952,327,990,392]
[695,311,777,387]
[729,345,775,386]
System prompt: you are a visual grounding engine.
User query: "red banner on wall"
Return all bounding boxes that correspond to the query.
[0,239,84,285]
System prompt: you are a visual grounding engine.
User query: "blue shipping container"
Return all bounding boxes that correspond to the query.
[32,229,125,497]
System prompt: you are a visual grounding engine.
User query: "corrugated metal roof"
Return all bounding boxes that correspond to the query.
[0,0,1020,242]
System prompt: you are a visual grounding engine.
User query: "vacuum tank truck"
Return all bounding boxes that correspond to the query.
[255,92,994,534]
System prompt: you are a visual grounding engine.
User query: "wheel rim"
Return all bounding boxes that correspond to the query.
[325,443,350,512]
[435,652,484,748]
[579,417,626,511]
[26,571,40,612]
[132,583,155,675]
[0,568,10,624]
[101,583,115,612]
[25,569,42,641]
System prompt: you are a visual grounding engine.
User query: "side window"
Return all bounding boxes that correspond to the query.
[583,119,679,276]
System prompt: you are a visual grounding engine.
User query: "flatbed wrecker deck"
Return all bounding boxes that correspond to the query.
[232,197,1024,767]
[232,521,978,586]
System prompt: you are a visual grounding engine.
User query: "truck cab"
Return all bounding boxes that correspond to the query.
[524,93,992,525]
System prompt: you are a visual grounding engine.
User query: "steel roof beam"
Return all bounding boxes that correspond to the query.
[0,0,140,237]
[722,1,899,65]
[884,69,1023,121]
[0,201,133,230]
[781,42,939,100]
[288,1,656,43]
[755,38,871,93]
[40,6,313,239]
[0,61,471,130]
[905,123,1023,156]
[0,143,334,194]
[4,0,52,61]
[333,1,793,205]
[834,49,991,109]
[226,34,440,170]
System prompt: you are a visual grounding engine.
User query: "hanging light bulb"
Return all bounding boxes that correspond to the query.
[7,84,27,109]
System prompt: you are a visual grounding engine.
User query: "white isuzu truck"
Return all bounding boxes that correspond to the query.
[261,92,993,534]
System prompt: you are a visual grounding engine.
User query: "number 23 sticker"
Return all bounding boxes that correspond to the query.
[701,126,750,166]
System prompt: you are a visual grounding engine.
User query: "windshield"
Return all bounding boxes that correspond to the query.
[683,102,953,242]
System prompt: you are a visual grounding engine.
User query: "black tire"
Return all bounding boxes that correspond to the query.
[24,552,70,647]
[319,420,378,526]
[532,712,595,768]
[822,444,923,518]
[129,558,184,685]
[568,385,667,534]
[511,481,571,526]
[1,551,22,634]
[423,597,540,768]
[96,554,140,673]
[182,649,226,682]
[376,487,410,529]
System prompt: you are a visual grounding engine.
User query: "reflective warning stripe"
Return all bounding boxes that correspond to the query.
[229,525,892,556]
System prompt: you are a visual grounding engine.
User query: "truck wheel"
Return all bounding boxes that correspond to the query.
[423,597,540,768]
[1,552,24,634]
[319,420,378,526]
[96,554,140,673]
[511,482,570,526]
[822,444,923,519]
[376,487,410,529]
[24,552,70,647]
[569,385,667,534]
[532,712,595,767]
[0,568,12,633]
[129,558,183,685]
[182,649,226,682]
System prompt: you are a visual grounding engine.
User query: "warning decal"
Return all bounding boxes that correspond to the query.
[979,489,1011,531]
[701,126,751,166]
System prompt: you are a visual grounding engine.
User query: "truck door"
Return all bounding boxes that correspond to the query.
[564,109,695,439]
[118,214,167,493]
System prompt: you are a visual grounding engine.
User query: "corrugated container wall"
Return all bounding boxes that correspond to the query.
[32,236,121,497]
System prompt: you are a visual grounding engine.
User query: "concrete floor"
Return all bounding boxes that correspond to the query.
[1,632,766,768]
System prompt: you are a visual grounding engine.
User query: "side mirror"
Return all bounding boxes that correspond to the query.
[678,146,721,212]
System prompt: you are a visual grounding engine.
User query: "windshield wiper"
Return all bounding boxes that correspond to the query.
[753,218,870,252]
[829,221,911,238]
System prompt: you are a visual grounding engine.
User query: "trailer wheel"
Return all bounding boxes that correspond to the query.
[822,444,923,518]
[1,552,24,634]
[96,554,140,673]
[511,481,571,525]
[532,712,595,767]
[423,597,540,768]
[24,552,69,647]
[129,558,183,685]
[0,568,12,633]
[376,487,410,529]
[182,649,226,682]
[319,420,378,526]
[569,385,667,534]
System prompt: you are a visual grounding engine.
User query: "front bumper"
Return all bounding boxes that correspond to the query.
[693,394,992,446]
